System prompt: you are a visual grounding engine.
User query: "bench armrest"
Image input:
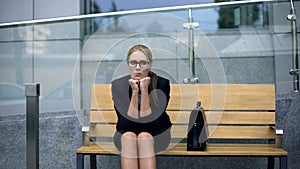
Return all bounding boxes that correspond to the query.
[82,126,90,146]
[270,126,283,148]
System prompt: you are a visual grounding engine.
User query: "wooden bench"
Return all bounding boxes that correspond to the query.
[76,84,288,169]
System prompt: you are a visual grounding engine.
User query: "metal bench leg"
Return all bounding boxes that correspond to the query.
[90,155,97,169]
[279,156,287,169]
[77,154,84,169]
[267,157,275,169]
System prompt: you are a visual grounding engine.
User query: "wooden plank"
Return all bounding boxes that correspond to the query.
[169,125,276,139]
[166,111,276,125]
[76,142,287,156]
[162,143,288,156]
[90,84,275,111]
[168,84,275,111]
[90,84,113,110]
[90,111,117,123]
[76,142,119,155]
[209,126,275,139]
[89,124,276,139]
[204,111,275,125]
[168,84,200,111]
[90,111,275,125]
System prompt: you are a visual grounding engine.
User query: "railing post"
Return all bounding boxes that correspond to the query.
[25,83,40,169]
[287,0,299,92]
[183,8,200,84]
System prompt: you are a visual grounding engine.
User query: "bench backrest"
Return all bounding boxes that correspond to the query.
[89,84,276,143]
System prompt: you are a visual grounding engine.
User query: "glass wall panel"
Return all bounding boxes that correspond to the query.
[0,1,275,118]
[0,26,33,115]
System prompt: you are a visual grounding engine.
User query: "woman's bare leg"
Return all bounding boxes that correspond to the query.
[138,132,156,169]
[121,132,138,169]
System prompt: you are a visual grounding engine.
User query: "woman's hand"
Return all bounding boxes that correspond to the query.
[129,79,140,93]
[129,77,151,93]
[139,77,151,93]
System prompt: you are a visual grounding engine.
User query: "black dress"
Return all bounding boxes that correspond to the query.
[111,75,172,152]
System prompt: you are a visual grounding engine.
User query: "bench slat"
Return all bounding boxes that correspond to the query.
[89,124,275,139]
[76,142,287,156]
[169,84,275,110]
[90,84,113,110]
[90,111,275,125]
[91,84,275,111]
[163,143,288,156]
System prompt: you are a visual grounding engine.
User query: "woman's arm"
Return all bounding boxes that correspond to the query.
[127,79,140,119]
[139,77,152,118]
[127,90,139,119]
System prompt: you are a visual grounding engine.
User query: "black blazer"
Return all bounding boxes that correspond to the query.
[111,75,172,136]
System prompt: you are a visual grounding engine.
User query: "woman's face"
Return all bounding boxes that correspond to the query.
[128,51,151,80]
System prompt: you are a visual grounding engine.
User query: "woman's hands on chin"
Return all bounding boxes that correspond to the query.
[129,77,151,93]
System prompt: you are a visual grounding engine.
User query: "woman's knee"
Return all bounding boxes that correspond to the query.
[137,132,154,146]
[138,132,153,140]
[121,132,137,143]
[138,132,154,147]
[137,132,155,157]
[121,132,138,158]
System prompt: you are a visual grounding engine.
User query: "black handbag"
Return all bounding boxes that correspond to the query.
[187,101,208,151]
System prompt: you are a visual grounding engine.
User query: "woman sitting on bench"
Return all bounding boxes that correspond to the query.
[112,44,172,169]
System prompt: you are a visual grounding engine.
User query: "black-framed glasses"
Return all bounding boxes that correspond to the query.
[127,60,150,68]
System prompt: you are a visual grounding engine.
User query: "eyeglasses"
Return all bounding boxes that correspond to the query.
[127,60,150,68]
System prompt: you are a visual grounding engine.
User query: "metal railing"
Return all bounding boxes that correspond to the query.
[0,0,272,27]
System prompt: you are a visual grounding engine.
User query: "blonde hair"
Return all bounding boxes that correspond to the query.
[126,44,153,63]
